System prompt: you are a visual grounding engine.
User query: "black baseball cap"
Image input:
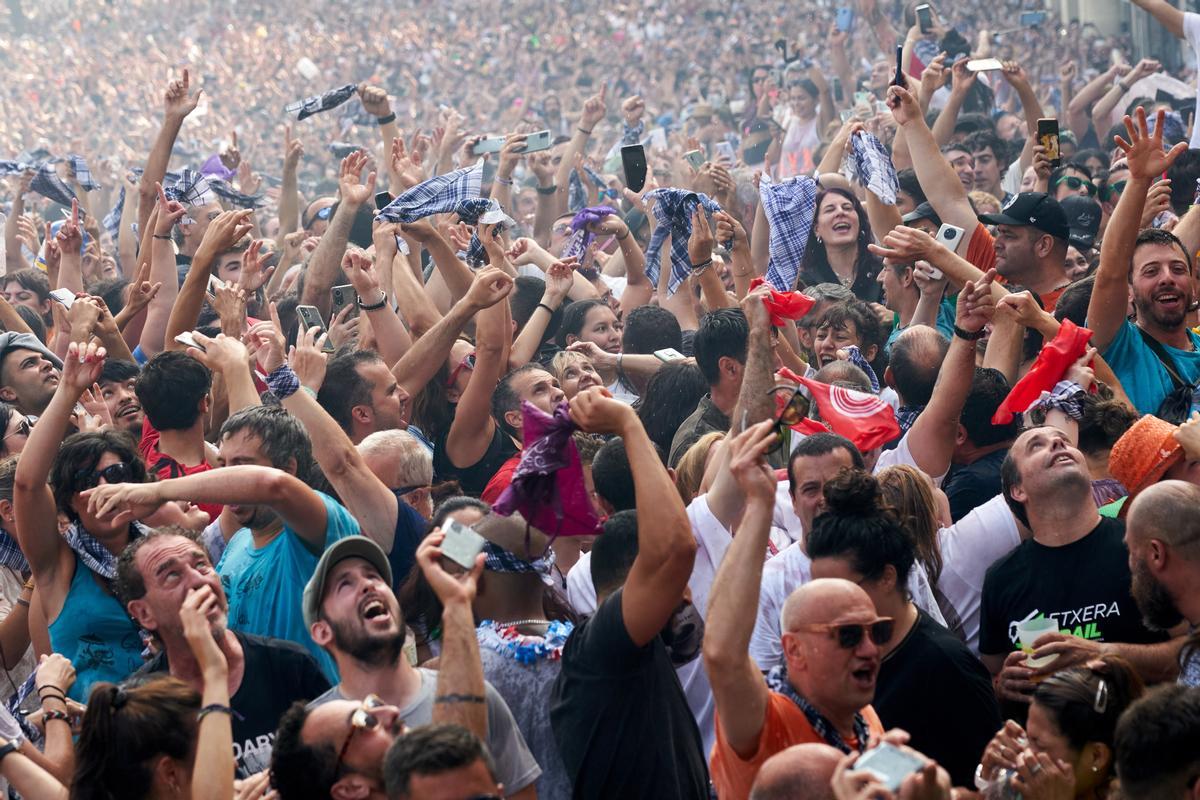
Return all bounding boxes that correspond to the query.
[979,192,1070,242]
[901,201,942,228]
[1059,195,1102,251]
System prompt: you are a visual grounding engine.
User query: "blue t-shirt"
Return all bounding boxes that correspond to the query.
[1096,319,1200,415]
[217,492,360,681]
[388,493,427,589]
[884,300,956,355]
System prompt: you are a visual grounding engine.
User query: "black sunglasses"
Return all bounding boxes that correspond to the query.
[3,419,30,441]
[794,618,895,649]
[74,462,132,490]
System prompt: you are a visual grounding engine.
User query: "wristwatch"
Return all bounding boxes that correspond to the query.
[953,324,985,341]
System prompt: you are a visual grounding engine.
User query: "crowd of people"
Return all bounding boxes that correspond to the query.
[2,0,1200,797]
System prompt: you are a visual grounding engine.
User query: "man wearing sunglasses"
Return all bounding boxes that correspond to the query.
[706,424,885,800]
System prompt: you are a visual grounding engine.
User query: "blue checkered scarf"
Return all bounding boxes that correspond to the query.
[622,120,645,146]
[30,163,77,208]
[844,345,880,393]
[568,165,607,213]
[643,188,723,294]
[207,177,265,209]
[68,154,100,191]
[455,198,515,267]
[164,169,215,207]
[285,83,358,121]
[759,174,818,291]
[0,161,27,177]
[65,519,149,581]
[562,205,620,261]
[375,161,483,224]
[482,541,556,586]
[0,529,28,576]
[846,131,898,205]
[914,39,941,68]
[102,186,125,244]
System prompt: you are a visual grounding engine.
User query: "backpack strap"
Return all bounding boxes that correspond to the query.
[1137,326,1188,389]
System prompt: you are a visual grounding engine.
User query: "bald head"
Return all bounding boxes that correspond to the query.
[750,743,841,800]
[781,578,876,632]
[812,361,873,394]
[888,325,949,407]
[1128,480,1200,560]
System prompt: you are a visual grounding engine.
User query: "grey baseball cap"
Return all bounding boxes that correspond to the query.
[0,331,62,369]
[302,536,393,628]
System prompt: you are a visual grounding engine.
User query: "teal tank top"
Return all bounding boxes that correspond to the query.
[47,553,145,702]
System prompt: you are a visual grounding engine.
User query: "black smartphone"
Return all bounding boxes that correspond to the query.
[375,191,395,211]
[1037,118,1061,170]
[296,304,335,353]
[892,44,905,87]
[622,144,648,193]
[915,4,934,34]
[331,284,356,320]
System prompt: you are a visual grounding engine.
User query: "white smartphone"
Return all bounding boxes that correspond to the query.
[654,348,687,363]
[440,518,487,570]
[935,222,967,256]
[174,331,205,351]
[472,136,507,155]
[915,261,944,281]
[49,288,76,309]
[515,130,552,154]
[715,141,736,164]
[684,150,704,170]
[966,58,1004,73]
[207,274,227,294]
[855,743,926,791]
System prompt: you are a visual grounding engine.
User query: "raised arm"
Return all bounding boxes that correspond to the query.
[181,588,234,800]
[345,246,412,367]
[4,173,32,273]
[86,466,331,550]
[702,422,779,757]
[1067,64,1127,141]
[571,388,697,646]
[1088,108,1188,351]
[931,60,977,146]
[164,212,254,353]
[552,88,608,216]
[277,125,304,237]
[1092,60,1161,137]
[186,332,261,416]
[138,190,187,357]
[138,71,202,236]
[301,152,376,320]
[1001,62,1045,174]
[509,259,574,370]
[1131,0,1186,40]
[54,200,84,295]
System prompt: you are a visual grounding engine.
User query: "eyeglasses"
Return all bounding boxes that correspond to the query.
[315,206,333,221]
[446,352,477,389]
[1055,176,1096,197]
[792,618,895,649]
[3,419,30,441]
[335,694,387,774]
[73,462,132,490]
[1102,179,1128,202]
[766,386,811,453]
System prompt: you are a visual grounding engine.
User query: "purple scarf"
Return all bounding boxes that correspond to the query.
[562,205,620,261]
[493,401,604,539]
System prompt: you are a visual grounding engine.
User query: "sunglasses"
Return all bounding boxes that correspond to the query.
[767,386,811,453]
[335,694,387,774]
[1102,179,1128,201]
[793,618,895,649]
[446,352,477,389]
[1055,175,1096,197]
[74,462,132,490]
[597,188,620,201]
[395,484,429,498]
[3,419,30,441]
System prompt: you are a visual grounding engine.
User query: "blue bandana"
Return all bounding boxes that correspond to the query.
[643,188,723,294]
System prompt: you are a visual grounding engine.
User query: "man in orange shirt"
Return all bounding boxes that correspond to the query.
[703,423,885,800]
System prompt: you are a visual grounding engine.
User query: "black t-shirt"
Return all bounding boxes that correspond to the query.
[388,492,427,587]
[432,425,518,497]
[979,517,1167,659]
[550,588,709,800]
[874,609,1002,786]
[944,448,1008,522]
[134,631,330,777]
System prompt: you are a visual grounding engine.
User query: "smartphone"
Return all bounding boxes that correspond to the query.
[49,288,76,309]
[1037,118,1061,169]
[684,150,705,170]
[207,274,226,294]
[714,141,736,164]
[891,44,905,87]
[296,304,335,353]
[835,7,855,32]
[440,518,487,570]
[472,136,507,155]
[855,743,926,791]
[915,4,934,34]
[331,284,356,320]
[840,109,855,123]
[915,261,944,281]
[374,191,395,212]
[622,144,648,193]
[854,91,873,107]
[935,222,967,256]
[1020,10,1047,27]
[173,331,205,351]
[654,348,686,363]
[514,129,552,154]
[966,58,1005,72]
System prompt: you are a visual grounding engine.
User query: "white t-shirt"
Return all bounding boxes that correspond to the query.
[874,428,949,486]
[1185,13,1200,150]
[936,494,1022,655]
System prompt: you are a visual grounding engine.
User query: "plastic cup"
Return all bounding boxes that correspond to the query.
[1017,617,1059,669]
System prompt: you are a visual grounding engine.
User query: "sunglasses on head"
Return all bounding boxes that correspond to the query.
[446,352,477,389]
[766,385,811,454]
[3,419,30,441]
[74,462,132,490]
[1055,175,1096,197]
[793,618,895,649]
[335,694,387,774]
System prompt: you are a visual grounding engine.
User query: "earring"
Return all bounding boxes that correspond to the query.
[1092,765,1099,773]
[815,235,823,244]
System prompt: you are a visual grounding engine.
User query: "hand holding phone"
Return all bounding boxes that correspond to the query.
[439,519,487,570]
[296,304,335,353]
[622,144,648,193]
[854,743,926,791]
[1037,118,1061,170]
[515,130,552,154]
[174,331,206,352]
[966,58,1004,73]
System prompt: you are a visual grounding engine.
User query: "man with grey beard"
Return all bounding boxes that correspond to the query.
[1125,481,1200,687]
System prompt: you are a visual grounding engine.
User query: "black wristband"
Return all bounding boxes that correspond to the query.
[953,324,985,341]
[357,292,388,311]
[616,228,630,241]
[578,127,593,135]
[0,741,17,763]
[153,234,172,240]
[536,185,557,195]
[537,302,555,315]
[376,112,397,125]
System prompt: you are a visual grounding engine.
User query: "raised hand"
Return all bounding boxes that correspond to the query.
[357,84,392,118]
[123,259,162,316]
[465,266,514,310]
[956,268,997,333]
[417,527,484,606]
[237,239,275,293]
[390,137,428,190]
[180,585,228,679]
[527,151,556,186]
[622,94,645,125]
[327,303,360,349]
[220,132,241,171]
[35,652,77,697]
[496,133,528,182]
[154,182,188,236]
[728,422,779,504]
[1065,346,1097,392]
[544,258,576,302]
[289,323,329,391]
[887,84,921,123]
[919,53,948,105]
[579,84,608,131]
[62,341,106,394]
[164,68,202,121]
[56,199,83,255]
[1117,107,1189,179]
[950,57,978,96]
[283,124,304,173]
[868,225,937,263]
[337,150,377,208]
[247,302,288,373]
[343,249,382,298]
[196,209,254,262]
[569,386,635,435]
[996,290,1047,329]
[688,208,715,267]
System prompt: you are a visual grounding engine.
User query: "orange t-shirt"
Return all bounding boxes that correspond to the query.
[965,223,997,274]
[710,691,884,800]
